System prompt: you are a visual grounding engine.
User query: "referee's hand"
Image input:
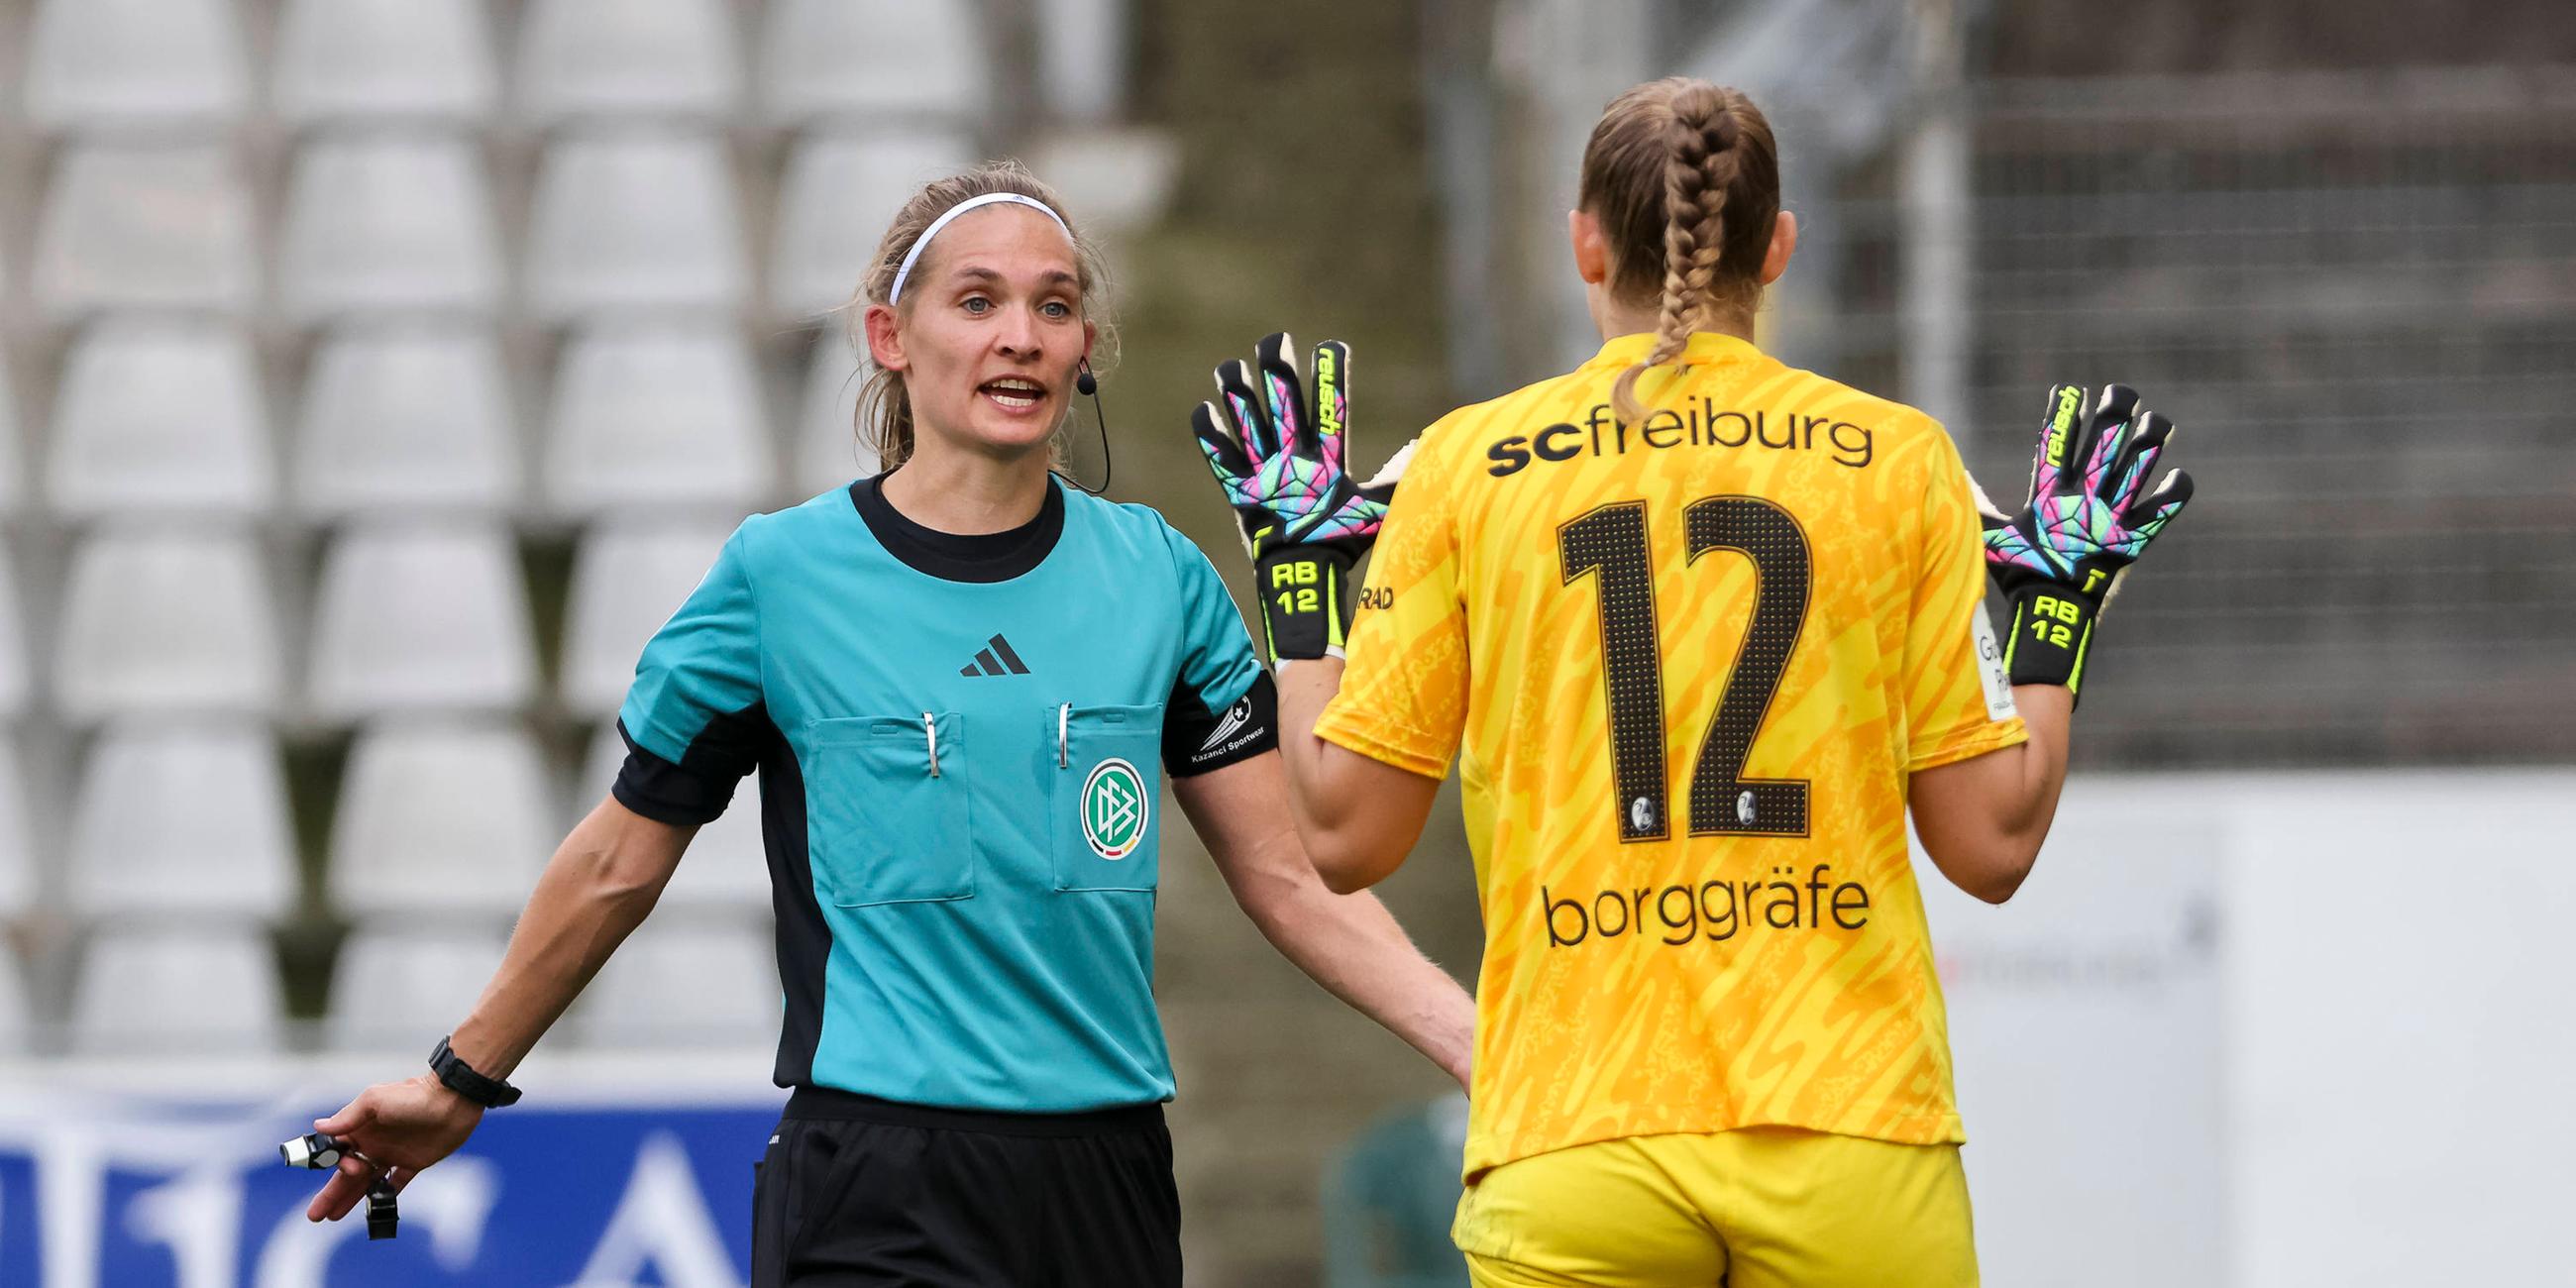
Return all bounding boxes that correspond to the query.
[302,1074,485,1223]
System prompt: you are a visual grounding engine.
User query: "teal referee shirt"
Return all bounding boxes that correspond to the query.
[612,475,1276,1113]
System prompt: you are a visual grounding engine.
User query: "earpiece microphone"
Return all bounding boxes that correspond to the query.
[1067,359,1113,494]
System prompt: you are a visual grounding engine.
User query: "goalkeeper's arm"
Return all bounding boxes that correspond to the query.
[1189,332,1442,894]
[1271,657,1444,895]
[1909,688,2074,904]
[1912,382,2195,904]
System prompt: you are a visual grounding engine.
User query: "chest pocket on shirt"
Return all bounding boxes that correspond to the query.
[1047,704,1161,894]
[805,713,975,907]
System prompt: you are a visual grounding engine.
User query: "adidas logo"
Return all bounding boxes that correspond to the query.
[959,633,1030,678]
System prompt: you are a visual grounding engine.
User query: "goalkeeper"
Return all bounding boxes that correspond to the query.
[1192,77,2192,1287]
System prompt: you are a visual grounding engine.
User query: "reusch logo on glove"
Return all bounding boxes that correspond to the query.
[1315,347,1343,438]
[1191,332,1405,662]
[2043,383,2082,471]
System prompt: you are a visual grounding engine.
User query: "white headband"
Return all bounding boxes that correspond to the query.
[887,192,1073,304]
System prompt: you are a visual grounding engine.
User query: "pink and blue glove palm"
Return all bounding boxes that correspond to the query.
[1192,333,1410,660]
[1981,382,2195,701]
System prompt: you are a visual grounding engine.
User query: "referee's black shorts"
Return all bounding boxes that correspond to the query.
[751,1086,1182,1287]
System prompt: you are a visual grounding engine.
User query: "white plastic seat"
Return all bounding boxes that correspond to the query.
[561,518,737,712]
[1033,0,1125,124]
[329,720,554,919]
[771,130,975,317]
[0,549,31,719]
[56,528,282,722]
[272,0,497,125]
[293,324,520,516]
[524,131,746,318]
[308,523,537,718]
[582,720,768,911]
[760,0,983,123]
[70,925,283,1056]
[0,738,35,918]
[542,323,772,514]
[0,356,30,515]
[66,722,296,922]
[518,0,740,123]
[0,943,27,1055]
[48,319,272,517]
[279,136,502,318]
[35,144,255,317]
[325,927,507,1051]
[572,917,777,1048]
[796,328,882,493]
[25,0,247,131]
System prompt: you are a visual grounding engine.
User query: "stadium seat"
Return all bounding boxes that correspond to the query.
[293,324,520,516]
[759,0,984,123]
[0,943,27,1055]
[65,722,296,922]
[0,738,34,917]
[796,328,883,493]
[560,517,736,712]
[34,143,254,317]
[0,549,30,718]
[518,0,740,123]
[0,354,28,515]
[771,129,976,317]
[307,523,537,718]
[1033,0,1126,125]
[570,916,778,1048]
[25,0,247,131]
[56,527,282,721]
[580,720,770,912]
[524,131,746,318]
[278,135,502,318]
[542,322,773,514]
[271,0,497,124]
[48,319,271,517]
[69,925,284,1055]
[324,926,507,1051]
[328,719,555,919]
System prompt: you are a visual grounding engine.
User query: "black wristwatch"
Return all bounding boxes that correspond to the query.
[429,1035,523,1108]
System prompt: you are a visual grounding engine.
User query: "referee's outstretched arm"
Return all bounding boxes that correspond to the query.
[1173,750,1476,1089]
[302,795,692,1225]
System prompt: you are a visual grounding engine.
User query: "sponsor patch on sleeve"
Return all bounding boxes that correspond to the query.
[1974,602,2018,721]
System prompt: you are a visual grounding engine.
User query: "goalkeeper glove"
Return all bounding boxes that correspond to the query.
[1192,333,1413,661]
[1980,382,2195,701]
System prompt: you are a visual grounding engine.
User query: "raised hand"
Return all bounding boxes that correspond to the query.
[1193,333,1413,660]
[1980,383,2195,699]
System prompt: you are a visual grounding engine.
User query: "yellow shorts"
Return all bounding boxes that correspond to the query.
[1451,1127,1977,1288]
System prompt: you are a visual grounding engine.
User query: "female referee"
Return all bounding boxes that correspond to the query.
[1190,79,2194,1286]
[301,161,1476,1287]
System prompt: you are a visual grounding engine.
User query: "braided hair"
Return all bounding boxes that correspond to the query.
[1577,78,1780,425]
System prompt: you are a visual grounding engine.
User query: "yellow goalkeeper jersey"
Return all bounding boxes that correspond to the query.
[1315,331,2026,1178]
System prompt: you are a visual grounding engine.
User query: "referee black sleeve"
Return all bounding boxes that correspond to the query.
[1164,671,1278,777]
[610,710,768,825]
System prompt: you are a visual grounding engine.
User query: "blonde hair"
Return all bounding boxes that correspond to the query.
[844,161,1115,470]
[1576,78,1780,425]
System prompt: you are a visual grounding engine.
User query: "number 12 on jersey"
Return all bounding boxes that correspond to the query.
[1557,495,1812,842]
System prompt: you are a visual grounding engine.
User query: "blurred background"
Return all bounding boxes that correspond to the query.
[0,0,2565,1285]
